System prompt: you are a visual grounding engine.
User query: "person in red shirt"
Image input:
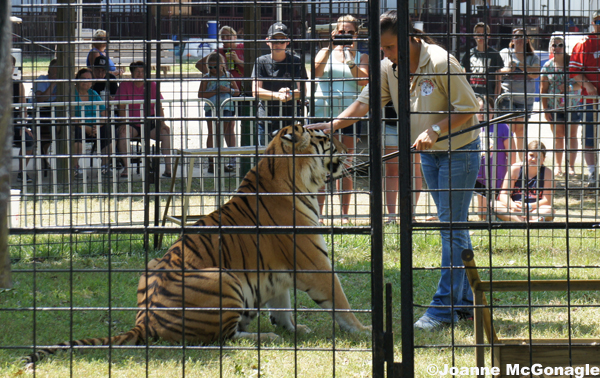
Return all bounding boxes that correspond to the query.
[115,61,172,179]
[569,10,600,187]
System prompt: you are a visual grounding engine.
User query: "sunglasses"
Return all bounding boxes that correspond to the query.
[594,20,600,25]
[270,39,288,44]
[208,65,218,70]
[337,30,356,35]
[552,43,564,48]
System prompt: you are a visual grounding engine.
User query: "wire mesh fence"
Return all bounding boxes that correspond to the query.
[4,0,600,377]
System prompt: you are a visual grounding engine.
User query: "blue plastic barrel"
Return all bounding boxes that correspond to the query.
[207,21,218,40]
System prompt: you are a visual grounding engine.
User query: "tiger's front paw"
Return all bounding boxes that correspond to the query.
[259,332,280,342]
[295,324,312,334]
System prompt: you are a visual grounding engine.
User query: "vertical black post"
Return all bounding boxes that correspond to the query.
[369,0,384,377]
[309,3,316,119]
[465,0,472,74]
[398,1,415,377]
[143,0,152,251]
[0,0,12,289]
[153,1,162,249]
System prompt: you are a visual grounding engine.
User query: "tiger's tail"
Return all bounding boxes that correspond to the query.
[23,323,148,366]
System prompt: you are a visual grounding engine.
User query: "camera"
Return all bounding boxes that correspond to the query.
[332,34,354,46]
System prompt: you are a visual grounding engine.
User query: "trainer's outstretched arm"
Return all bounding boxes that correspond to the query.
[305,100,369,134]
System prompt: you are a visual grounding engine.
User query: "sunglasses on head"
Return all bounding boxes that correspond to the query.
[338,30,356,35]
[552,43,564,48]
[594,20,600,25]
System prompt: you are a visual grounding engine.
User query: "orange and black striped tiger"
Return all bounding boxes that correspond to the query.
[25,124,371,365]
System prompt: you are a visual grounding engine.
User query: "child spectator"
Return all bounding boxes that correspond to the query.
[198,52,240,173]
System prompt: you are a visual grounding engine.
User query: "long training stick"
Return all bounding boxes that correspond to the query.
[339,101,600,179]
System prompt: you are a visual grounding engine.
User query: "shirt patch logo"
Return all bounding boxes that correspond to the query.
[420,79,434,96]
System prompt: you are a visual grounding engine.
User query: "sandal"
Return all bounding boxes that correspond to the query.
[162,172,172,178]
[120,171,128,178]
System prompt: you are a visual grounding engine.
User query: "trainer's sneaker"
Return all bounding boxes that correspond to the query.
[587,175,597,188]
[414,314,448,331]
[457,311,474,322]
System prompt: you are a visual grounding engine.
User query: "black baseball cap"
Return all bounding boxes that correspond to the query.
[93,56,108,68]
[267,22,289,38]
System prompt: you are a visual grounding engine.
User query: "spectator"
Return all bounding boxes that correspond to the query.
[541,35,581,178]
[195,26,245,93]
[115,61,172,179]
[313,14,369,224]
[569,10,600,187]
[33,58,59,154]
[493,140,554,222]
[236,27,245,49]
[197,52,240,174]
[72,68,113,178]
[498,28,541,162]
[307,12,481,330]
[381,103,423,223]
[91,56,119,101]
[460,22,504,99]
[86,29,123,77]
[252,22,308,145]
[474,96,515,220]
[12,55,34,183]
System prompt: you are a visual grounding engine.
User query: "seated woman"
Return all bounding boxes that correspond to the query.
[73,68,113,178]
[493,140,554,222]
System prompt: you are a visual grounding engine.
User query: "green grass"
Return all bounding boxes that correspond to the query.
[2,228,600,376]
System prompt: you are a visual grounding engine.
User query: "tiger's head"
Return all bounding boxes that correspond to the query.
[263,124,348,192]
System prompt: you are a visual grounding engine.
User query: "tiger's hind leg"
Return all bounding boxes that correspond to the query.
[142,268,278,344]
[142,268,245,343]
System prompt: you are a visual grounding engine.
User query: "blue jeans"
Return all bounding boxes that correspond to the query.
[582,104,596,148]
[420,138,481,323]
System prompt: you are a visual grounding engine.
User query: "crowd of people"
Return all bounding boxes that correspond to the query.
[19,54,172,180]
[11,16,599,217]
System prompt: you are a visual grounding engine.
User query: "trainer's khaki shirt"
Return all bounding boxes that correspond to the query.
[357,41,480,151]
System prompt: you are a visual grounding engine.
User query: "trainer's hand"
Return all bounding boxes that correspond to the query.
[412,128,439,151]
[304,122,335,134]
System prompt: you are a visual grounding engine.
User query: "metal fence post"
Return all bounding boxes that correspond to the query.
[0,0,12,289]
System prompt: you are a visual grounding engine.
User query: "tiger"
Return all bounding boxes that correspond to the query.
[24,124,371,365]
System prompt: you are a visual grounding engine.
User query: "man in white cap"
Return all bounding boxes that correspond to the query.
[569,10,600,187]
[251,22,307,145]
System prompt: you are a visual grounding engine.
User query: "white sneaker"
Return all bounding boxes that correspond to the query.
[414,315,448,331]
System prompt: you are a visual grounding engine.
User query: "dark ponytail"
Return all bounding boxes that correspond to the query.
[381,10,437,45]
